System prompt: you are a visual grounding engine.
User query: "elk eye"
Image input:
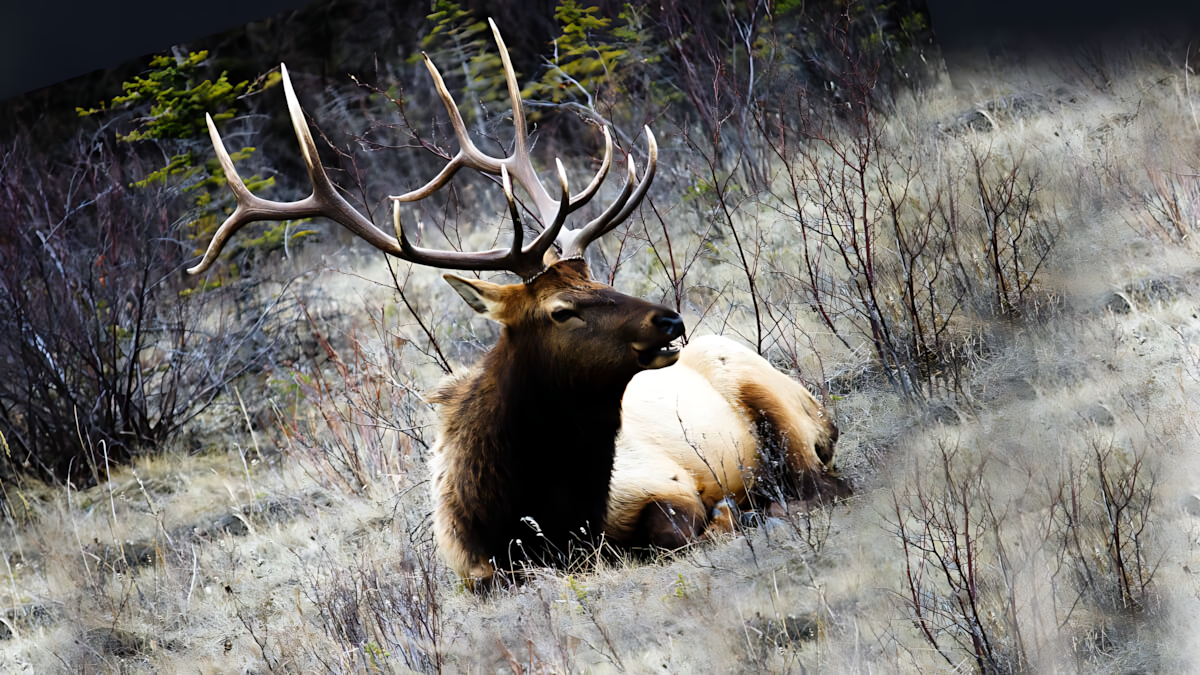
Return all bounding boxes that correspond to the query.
[550,307,579,323]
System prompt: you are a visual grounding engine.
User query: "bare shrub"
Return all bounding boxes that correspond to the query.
[0,130,275,487]
[1129,153,1200,244]
[888,440,1030,672]
[1049,434,1160,619]
[275,290,434,496]
[890,428,1164,673]
[1100,69,1200,246]
[301,539,446,674]
[760,28,1059,403]
[968,144,1057,316]
[620,7,1061,405]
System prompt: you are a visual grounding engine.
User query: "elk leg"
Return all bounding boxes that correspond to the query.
[466,560,496,589]
[635,500,705,549]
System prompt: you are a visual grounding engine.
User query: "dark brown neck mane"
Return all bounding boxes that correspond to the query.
[433,326,640,572]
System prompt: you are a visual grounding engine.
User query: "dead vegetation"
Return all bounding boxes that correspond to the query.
[2,8,1200,673]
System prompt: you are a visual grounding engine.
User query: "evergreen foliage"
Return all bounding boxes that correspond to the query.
[416,0,506,128]
[78,51,314,281]
[523,0,628,107]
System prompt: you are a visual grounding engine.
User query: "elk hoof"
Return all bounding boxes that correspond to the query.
[739,510,764,527]
[707,498,740,536]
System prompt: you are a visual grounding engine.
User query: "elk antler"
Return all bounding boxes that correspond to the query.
[189,19,656,280]
[559,135,658,260]
[394,19,658,268]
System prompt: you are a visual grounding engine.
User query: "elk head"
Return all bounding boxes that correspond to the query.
[445,258,684,387]
[188,19,681,374]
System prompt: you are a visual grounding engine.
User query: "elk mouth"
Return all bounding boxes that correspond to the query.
[633,337,683,369]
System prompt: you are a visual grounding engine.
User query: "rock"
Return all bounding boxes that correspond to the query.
[1080,403,1115,427]
[1182,494,1200,518]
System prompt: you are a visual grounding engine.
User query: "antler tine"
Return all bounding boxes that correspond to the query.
[488,18,529,166]
[189,64,404,275]
[562,155,636,259]
[526,158,571,261]
[487,17,561,229]
[500,165,524,255]
[486,20,613,224]
[186,113,255,275]
[491,16,624,258]
[561,128,658,259]
[390,52,506,204]
[607,127,658,226]
[390,198,535,273]
[391,160,566,280]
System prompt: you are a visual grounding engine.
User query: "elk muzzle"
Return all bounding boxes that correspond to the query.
[633,307,685,369]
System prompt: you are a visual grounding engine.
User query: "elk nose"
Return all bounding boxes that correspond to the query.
[653,313,685,339]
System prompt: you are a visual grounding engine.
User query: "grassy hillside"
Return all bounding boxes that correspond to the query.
[2,5,1200,672]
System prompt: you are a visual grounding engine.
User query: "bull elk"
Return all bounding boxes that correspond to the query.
[190,20,840,588]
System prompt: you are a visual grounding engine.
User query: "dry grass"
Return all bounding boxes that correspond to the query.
[4,41,1200,673]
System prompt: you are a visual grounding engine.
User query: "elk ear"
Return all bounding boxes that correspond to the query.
[444,274,506,320]
[542,247,562,266]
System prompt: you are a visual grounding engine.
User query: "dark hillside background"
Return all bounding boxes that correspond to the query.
[924,0,1200,88]
[15,0,1200,147]
[7,0,1200,105]
[925,0,1200,54]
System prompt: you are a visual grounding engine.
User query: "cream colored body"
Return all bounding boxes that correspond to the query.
[606,335,836,543]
